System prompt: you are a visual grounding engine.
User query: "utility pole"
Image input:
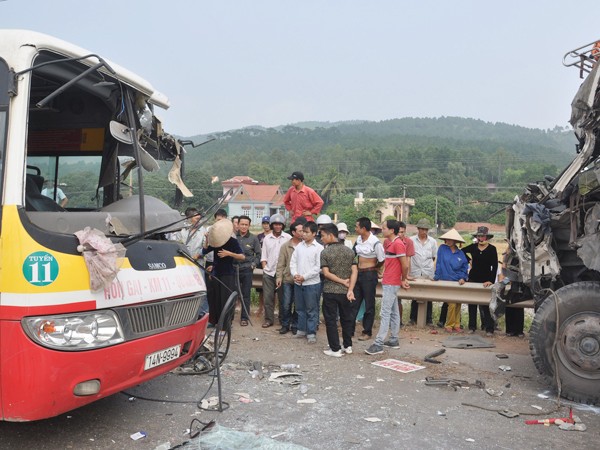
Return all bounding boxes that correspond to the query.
[434,197,438,234]
[401,185,406,222]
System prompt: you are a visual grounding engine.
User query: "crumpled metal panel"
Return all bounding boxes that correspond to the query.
[511,198,561,282]
[576,203,600,271]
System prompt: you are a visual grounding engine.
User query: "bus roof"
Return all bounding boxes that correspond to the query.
[0,29,169,109]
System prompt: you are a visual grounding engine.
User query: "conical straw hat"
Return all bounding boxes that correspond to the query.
[208,219,233,248]
[439,228,465,244]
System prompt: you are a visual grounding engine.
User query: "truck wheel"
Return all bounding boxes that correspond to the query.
[529,281,600,404]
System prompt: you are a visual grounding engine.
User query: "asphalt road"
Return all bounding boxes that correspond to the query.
[1,321,599,449]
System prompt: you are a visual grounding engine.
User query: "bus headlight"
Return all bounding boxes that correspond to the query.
[23,311,125,350]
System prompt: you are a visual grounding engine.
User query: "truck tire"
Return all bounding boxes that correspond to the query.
[529,281,600,405]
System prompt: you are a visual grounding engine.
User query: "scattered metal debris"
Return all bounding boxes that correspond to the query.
[268,372,303,385]
[498,410,519,418]
[424,377,485,391]
[424,348,446,364]
[485,389,503,397]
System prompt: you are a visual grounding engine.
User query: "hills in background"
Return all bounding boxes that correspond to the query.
[155,116,577,225]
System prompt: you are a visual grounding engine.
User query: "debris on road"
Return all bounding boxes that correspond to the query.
[424,377,485,391]
[424,348,446,364]
[371,359,425,373]
[485,388,503,397]
[297,399,317,404]
[498,410,519,418]
[268,372,303,385]
[364,417,382,422]
[130,431,146,441]
[442,335,495,349]
[498,365,512,371]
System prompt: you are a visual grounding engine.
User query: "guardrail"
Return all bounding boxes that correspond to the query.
[250,269,532,327]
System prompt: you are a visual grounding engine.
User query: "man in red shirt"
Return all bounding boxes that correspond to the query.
[397,221,416,325]
[365,220,410,355]
[283,171,324,222]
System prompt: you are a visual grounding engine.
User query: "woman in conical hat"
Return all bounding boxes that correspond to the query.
[202,217,244,326]
[433,228,469,333]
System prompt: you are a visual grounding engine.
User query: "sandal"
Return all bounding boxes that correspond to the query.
[240,319,248,327]
[262,321,273,328]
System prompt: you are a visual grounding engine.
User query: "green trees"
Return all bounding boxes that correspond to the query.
[411,195,457,228]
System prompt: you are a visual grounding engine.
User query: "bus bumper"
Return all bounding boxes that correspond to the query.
[0,314,208,421]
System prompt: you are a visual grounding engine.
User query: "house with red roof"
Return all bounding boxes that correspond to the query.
[222,176,286,223]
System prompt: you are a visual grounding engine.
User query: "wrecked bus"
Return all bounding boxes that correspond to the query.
[0,30,208,421]
[496,39,600,405]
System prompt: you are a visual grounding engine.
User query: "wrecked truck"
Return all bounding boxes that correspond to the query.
[497,40,600,405]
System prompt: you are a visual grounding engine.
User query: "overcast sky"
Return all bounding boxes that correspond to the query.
[2,1,598,136]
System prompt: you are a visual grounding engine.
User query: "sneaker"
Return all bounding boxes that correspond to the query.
[307,335,317,344]
[291,327,298,335]
[343,346,353,354]
[383,340,400,349]
[357,333,371,341]
[365,344,384,355]
[278,326,289,335]
[294,331,307,338]
[323,349,343,358]
[468,329,475,334]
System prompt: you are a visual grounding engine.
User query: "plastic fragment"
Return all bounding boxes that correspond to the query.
[498,365,511,371]
[281,364,300,370]
[297,398,317,404]
[130,431,146,441]
[364,417,382,422]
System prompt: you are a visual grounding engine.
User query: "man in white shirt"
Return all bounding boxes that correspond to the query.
[290,221,323,344]
[353,217,385,341]
[260,214,291,328]
[408,218,438,325]
[41,182,68,207]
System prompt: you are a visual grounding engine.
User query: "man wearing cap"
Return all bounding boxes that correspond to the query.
[260,214,291,328]
[337,222,354,249]
[408,218,438,325]
[257,215,272,246]
[283,171,324,223]
[462,226,498,336]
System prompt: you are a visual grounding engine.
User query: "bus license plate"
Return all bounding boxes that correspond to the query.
[144,345,181,370]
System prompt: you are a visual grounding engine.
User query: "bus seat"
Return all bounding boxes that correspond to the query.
[25,175,65,212]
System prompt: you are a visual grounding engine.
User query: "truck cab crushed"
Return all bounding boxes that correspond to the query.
[497,40,600,405]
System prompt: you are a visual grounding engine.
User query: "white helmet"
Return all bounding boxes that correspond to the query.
[269,213,286,226]
[316,214,332,225]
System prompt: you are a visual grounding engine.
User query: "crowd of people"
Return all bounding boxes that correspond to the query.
[172,171,525,358]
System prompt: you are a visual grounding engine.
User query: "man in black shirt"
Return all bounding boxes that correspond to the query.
[320,223,358,357]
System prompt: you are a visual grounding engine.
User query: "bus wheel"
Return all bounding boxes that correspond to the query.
[529,281,600,405]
